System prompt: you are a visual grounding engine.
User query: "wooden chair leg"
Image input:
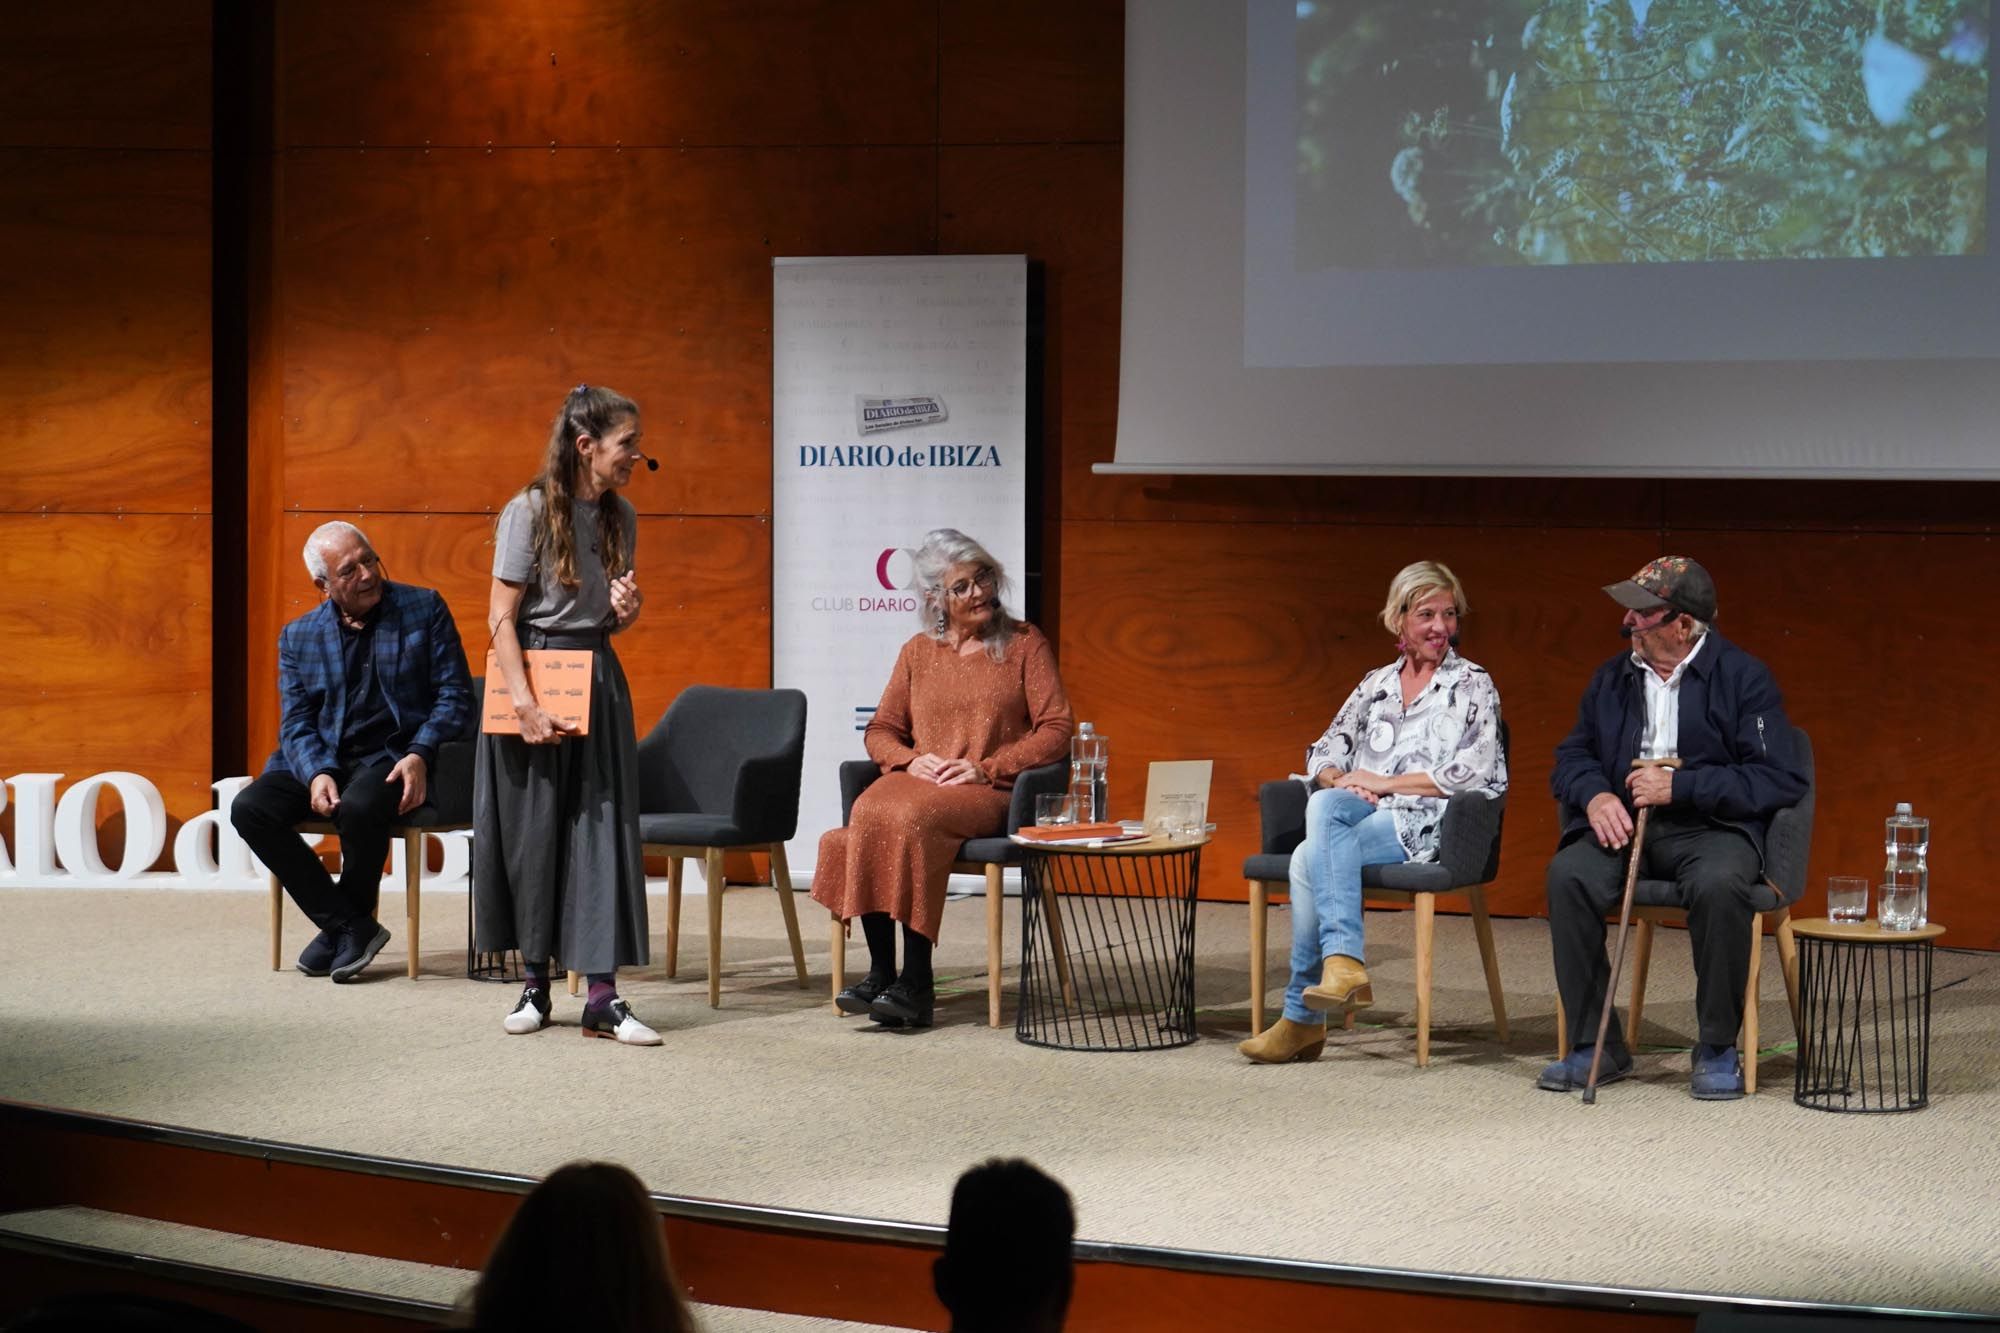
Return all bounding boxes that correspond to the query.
[1743,910,1764,1095]
[1037,878,1077,1006]
[665,855,683,980]
[1413,892,1435,1067]
[1626,920,1656,1047]
[769,843,807,988]
[403,830,422,979]
[986,863,1005,1028]
[1774,906,1800,1024]
[704,846,727,1008]
[1554,990,1567,1057]
[829,914,846,1013]
[1467,886,1509,1042]
[1248,881,1268,1036]
[568,969,581,996]
[268,871,283,971]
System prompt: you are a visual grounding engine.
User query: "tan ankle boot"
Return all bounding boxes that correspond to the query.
[1237,1017,1327,1064]
[1301,954,1372,1013]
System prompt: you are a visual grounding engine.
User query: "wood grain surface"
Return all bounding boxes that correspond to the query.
[278,0,936,148]
[0,515,213,863]
[939,0,1123,145]
[278,146,935,518]
[0,3,210,150]
[0,151,211,514]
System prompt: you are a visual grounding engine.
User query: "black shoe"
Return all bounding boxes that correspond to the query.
[502,987,552,1034]
[581,998,662,1046]
[835,975,894,1017]
[296,928,339,977]
[329,922,390,984]
[869,979,934,1029]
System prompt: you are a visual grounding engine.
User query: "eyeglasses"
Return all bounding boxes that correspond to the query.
[946,568,997,600]
[328,551,381,583]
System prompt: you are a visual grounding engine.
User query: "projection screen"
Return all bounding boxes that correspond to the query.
[1106,0,2000,478]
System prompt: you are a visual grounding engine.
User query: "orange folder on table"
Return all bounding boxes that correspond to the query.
[480,650,593,735]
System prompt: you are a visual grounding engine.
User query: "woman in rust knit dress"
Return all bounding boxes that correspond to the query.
[812,528,1074,1029]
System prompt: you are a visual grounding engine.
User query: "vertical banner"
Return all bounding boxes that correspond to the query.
[773,255,1029,874]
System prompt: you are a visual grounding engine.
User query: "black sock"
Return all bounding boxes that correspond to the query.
[524,960,550,990]
[860,913,897,986]
[899,925,933,990]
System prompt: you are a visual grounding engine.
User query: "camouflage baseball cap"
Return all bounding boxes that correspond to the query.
[1603,556,1717,622]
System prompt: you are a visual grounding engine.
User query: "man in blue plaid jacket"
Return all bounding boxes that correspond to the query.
[231,521,473,983]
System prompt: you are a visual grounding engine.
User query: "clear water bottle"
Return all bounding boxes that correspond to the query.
[1070,722,1108,823]
[1884,802,1929,928]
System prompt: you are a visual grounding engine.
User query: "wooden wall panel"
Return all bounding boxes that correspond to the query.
[0,3,210,150]
[278,146,936,518]
[940,0,1122,144]
[0,151,211,514]
[279,0,935,148]
[270,512,770,744]
[0,516,213,856]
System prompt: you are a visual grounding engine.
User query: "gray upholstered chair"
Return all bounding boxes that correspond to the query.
[613,685,809,1008]
[1553,729,1814,1095]
[266,678,481,980]
[1243,720,1510,1066]
[830,758,1069,1027]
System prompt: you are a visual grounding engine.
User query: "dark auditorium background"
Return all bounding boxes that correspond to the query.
[2,2,1992,946]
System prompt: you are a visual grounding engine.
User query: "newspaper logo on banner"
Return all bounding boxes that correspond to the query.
[856,394,947,435]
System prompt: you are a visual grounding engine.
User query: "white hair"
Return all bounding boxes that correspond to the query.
[303,521,371,580]
[913,527,1016,660]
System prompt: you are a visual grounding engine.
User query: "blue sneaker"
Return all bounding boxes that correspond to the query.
[1690,1044,1744,1100]
[1537,1042,1632,1092]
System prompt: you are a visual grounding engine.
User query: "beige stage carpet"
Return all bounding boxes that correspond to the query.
[2,884,1997,1317]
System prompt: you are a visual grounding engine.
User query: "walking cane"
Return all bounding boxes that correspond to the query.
[1583,755,1681,1104]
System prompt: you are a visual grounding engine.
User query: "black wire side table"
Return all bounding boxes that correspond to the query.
[1016,836,1205,1051]
[1793,918,1943,1113]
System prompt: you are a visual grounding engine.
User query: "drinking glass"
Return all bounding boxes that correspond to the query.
[1826,876,1868,924]
[1035,793,1074,827]
[1878,881,1921,931]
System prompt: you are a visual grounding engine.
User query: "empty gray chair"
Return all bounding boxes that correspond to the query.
[628,685,810,1008]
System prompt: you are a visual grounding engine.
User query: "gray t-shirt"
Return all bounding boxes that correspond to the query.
[492,488,638,633]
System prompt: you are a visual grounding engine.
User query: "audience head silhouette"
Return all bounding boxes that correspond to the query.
[465,1161,695,1333]
[934,1157,1076,1333]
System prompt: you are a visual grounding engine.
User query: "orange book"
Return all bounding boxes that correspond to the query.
[1013,822,1128,842]
[480,649,593,736]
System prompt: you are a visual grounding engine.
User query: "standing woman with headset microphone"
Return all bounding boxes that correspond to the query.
[473,383,662,1046]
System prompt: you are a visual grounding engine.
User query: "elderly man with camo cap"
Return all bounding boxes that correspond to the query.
[1540,557,1809,1100]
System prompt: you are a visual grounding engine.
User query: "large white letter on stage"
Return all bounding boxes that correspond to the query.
[772,255,1029,874]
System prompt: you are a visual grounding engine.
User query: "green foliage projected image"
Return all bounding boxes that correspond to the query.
[1296,0,1990,268]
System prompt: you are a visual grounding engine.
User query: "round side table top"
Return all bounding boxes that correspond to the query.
[1791,917,1945,943]
[1012,833,1211,856]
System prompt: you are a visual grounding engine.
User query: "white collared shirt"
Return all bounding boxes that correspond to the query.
[1632,632,1706,760]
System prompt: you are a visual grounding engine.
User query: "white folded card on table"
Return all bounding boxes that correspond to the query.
[1143,760,1212,829]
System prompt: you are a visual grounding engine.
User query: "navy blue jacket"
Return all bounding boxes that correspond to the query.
[1550,633,1807,869]
[263,581,474,785]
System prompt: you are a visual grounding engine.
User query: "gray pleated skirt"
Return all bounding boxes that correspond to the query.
[472,629,649,976]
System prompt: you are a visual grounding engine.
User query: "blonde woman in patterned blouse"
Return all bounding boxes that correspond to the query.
[1239,560,1507,1064]
[811,529,1074,1030]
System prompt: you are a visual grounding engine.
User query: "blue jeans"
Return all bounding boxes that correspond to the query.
[1283,787,1408,1025]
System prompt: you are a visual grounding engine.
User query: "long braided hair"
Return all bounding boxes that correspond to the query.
[525,384,638,586]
